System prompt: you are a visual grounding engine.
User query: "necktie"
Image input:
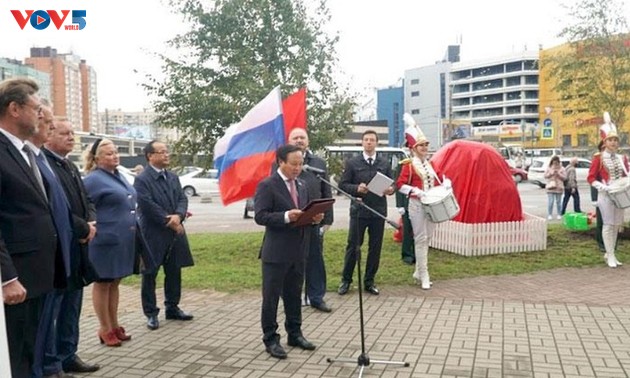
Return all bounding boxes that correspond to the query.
[289,179,298,207]
[367,157,373,166]
[23,145,47,200]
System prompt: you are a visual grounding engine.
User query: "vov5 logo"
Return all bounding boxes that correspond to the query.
[11,10,86,30]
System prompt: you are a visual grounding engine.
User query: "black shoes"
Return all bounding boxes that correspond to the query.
[338,281,350,295]
[63,356,100,373]
[265,343,287,359]
[365,285,380,295]
[147,315,159,330]
[287,336,316,350]
[311,302,332,313]
[165,307,194,321]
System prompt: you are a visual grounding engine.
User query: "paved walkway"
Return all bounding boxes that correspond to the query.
[75,266,630,378]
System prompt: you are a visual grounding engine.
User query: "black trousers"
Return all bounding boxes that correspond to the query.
[341,216,385,287]
[141,255,182,317]
[261,260,304,346]
[561,188,581,214]
[4,296,44,378]
[401,212,415,263]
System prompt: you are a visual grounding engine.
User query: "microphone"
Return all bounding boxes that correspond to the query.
[302,164,325,175]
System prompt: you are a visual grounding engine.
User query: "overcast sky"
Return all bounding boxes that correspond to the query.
[1,0,627,112]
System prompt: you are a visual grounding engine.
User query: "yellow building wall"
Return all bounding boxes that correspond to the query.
[539,42,630,152]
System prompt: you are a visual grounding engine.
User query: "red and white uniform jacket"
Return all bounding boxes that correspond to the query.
[588,151,629,189]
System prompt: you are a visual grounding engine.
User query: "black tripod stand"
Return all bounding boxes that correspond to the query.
[310,172,409,377]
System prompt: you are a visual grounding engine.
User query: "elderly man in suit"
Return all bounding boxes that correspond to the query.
[254,144,324,359]
[40,118,99,375]
[286,128,334,312]
[134,140,194,331]
[0,78,58,378]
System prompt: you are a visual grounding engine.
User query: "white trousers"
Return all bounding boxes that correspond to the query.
[408,199,436,281]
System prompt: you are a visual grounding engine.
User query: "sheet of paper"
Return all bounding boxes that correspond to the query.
[367,172,393,197]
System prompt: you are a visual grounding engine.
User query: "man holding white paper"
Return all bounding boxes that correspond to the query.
[338,130,395,296]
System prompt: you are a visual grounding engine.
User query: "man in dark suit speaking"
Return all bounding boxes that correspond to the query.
[254,144,324,359]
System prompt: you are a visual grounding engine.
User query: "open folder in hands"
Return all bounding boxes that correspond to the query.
[367,172,393,196]
[293,198,335,227]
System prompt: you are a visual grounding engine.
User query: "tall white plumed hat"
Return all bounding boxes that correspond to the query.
[599,112,618,141]
[403,113,427,147]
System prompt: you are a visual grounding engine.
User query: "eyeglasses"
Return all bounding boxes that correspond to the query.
[20,102,43,114]
[152,151,169,155]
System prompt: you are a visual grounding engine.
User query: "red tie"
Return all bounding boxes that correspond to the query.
[289,179,298,207]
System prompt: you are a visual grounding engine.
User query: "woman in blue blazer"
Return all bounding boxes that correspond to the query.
[83,139,146,347]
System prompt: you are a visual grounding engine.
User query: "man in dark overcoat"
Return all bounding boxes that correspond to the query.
[134,140,194,330]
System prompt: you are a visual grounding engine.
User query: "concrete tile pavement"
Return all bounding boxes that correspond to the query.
[76,267,630,377]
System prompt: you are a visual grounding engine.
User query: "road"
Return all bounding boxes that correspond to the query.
[183,181,596,234]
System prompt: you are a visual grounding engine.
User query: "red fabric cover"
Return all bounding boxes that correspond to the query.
[430,140,523,223]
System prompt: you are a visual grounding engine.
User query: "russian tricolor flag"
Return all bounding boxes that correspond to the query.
[215,87,306,206]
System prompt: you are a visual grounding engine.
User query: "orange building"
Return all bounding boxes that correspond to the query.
[25,47,98,132]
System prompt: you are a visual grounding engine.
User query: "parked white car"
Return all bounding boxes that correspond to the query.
[117,165,136,185]
[528,157,592,188]
[178,168,219,197]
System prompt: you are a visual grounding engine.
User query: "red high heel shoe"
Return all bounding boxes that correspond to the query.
[114,326,131,341]
[98,329,121,347]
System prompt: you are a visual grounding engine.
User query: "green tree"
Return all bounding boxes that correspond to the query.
[144,0,355,166]
[546,0,630,132]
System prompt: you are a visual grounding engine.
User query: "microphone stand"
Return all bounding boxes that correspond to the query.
[309,171,409,377]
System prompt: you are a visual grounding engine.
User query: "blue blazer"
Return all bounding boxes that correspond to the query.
[254,172,310,263]
[36,152,73,280]
[84,168,142,279]
[134,167,194,274]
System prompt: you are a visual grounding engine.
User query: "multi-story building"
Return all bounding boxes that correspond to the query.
[0,58,52,103]
[25,47,97,132]
[376,86,404,147]
[98,109,179,143]
[449,50,540,144]
[396,45,460,149]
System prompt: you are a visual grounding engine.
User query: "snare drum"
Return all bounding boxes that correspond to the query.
[608,179,630,209]
[420,186,460,223]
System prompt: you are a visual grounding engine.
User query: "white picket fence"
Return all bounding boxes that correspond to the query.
[430,213,547,256]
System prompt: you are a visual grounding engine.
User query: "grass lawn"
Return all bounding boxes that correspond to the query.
[124,224,621,293]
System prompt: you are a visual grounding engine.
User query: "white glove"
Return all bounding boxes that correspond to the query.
[442,176,452,190]
[594,182,610,192]
[397,207,406,215]
[411,187,425,197]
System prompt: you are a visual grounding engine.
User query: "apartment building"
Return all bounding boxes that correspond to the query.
[25,47,98,132]
[449,51,540,143]
[0,58,52,103]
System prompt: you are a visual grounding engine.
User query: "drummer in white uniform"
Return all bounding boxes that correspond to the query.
[587,112,629,268]
[395,114,452,289]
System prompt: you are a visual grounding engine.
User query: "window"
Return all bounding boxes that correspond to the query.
[506,91,521,101]
[472,79,502,91]
[411,91,419,97]
[577,134,589,147]
[452,84,469,93]
[562,135,572,147]
[411,109,419,115]
[410,79,419,85]
[524,75,538,85]
[505,62,522,72]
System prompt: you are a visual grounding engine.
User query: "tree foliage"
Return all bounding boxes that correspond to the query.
[546,0,630,131]
[144,0,356,166]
